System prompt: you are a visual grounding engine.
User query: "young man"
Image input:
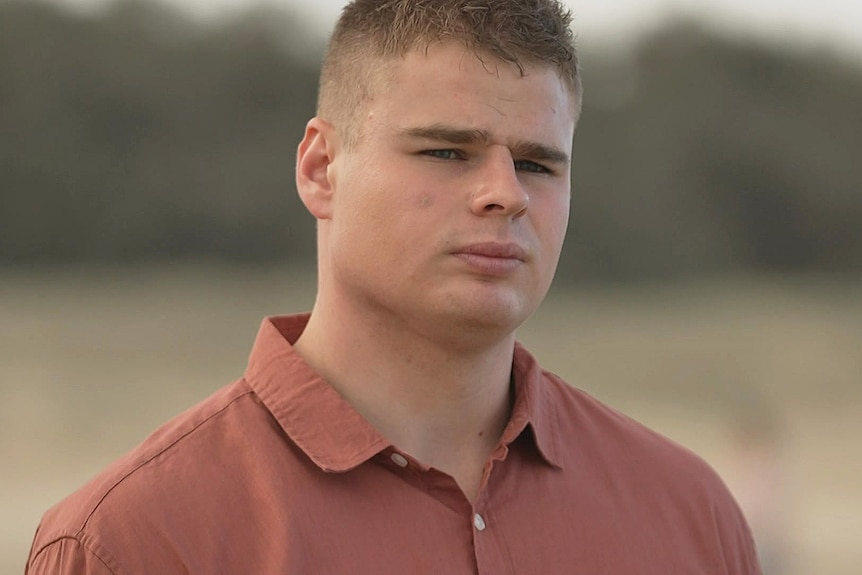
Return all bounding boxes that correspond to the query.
[27,1,762,573]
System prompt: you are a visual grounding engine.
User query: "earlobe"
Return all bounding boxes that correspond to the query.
[296,118,338,220]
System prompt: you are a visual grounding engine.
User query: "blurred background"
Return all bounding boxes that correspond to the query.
[1,0,860,572]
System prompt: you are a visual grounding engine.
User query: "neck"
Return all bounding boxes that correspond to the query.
[293,296,516,501]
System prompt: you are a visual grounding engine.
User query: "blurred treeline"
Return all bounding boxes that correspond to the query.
[1,0,861,281]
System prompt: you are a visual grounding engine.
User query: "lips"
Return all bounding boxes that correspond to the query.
[456,242,527,260]
[452,242,528,275]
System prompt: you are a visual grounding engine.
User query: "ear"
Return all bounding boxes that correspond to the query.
[296,117,339,220]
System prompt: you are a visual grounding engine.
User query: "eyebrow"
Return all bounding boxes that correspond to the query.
[398,124,570,165]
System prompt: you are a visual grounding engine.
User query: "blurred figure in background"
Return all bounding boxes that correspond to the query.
[26,1,760,573]
[726,394,792,574]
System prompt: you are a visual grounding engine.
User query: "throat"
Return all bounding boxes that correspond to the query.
[376,376,515,503]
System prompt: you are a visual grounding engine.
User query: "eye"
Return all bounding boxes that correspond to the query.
[514,160,551,174]
[422,149,464,160]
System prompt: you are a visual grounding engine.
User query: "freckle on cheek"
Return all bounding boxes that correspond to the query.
[420,196,433,208]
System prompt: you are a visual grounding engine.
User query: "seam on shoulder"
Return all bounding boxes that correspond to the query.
[31,532,118,575]
[78,383,255,533]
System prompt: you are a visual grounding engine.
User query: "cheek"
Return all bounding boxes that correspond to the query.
[333,175,414,252]
[534,193,570,242]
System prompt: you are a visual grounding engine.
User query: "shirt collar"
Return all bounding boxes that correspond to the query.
[508,341,564,469]
[244,314,561,473]
[245,314,390,473]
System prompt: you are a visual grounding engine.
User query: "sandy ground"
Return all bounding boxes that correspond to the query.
[2,265,860,574]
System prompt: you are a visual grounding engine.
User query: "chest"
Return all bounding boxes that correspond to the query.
[177,450,729,574]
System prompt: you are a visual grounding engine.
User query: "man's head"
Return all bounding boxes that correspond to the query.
[297,1,580,349]
[318,0,582,147]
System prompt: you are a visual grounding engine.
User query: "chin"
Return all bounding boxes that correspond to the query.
[444,296,533,336]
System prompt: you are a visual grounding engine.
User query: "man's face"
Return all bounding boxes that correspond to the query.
[320,42,576,342]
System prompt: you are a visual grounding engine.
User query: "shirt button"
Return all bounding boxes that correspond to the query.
[473,513,486,531]
[390,453,409,468]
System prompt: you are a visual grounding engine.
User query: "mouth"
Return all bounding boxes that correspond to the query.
[452,242,528,276]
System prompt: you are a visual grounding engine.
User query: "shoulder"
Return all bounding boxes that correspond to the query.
[540,371,760,570]
[27,378,260,571]
[542,370,720,481]
[516,344,727,492]
[540,371,741,501]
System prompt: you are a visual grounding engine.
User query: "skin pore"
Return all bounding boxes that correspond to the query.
[294,42,577,501]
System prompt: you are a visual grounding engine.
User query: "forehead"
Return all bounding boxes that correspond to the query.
[362,43,577,145]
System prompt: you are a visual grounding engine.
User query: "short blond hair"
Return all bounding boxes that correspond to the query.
[318,0,582,146]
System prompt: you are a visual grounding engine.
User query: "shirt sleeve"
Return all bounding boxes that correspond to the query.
[27,536,116,575]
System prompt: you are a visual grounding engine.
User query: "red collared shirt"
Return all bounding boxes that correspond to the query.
[27,314,761,574]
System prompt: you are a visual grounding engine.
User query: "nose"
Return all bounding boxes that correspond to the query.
[470,149,529,218]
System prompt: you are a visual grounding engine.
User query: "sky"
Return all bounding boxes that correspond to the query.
[52,0,862,59]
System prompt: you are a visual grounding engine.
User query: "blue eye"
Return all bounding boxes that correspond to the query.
[423,149,462,160]
[514,160,551,174]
